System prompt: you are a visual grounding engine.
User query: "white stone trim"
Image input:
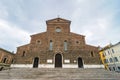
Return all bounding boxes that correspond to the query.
[11,64,104,68]
[47,59,53,63]
[64,59,70,63]
[84,65,104,68]
[63,64,78,68]
[39,64,54,68]
[11,64,54,68]
[11,64,33,68]
[74,60,77,63]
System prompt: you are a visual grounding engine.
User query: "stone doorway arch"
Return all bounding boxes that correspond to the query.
[78,57,83,68]
[33,57,39,68]
[55,53,62,68]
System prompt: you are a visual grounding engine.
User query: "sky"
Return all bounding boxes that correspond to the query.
[0,0,120,53]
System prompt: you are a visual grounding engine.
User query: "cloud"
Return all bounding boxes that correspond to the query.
[69,0,120,47]
[0,19,30,52]
[0,0,120,52]
[0,2,9,19]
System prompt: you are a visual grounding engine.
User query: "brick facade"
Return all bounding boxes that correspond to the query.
[0,48,14,64]
[13,18,101,68]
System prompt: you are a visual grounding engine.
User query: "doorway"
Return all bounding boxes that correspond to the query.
[33,57,39,68]
[78,57,83,68]
[55,54,62,68]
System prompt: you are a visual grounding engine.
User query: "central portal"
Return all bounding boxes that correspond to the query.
[78,57,83,68]
[55,53,62,68]
[33,57,39,68]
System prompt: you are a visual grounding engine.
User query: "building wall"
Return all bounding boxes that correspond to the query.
[99,50,108,70]
[0,48,14,64]
[13,18,101,68]
[102,42,120,72]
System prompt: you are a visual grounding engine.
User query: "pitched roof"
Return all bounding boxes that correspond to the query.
[46,17,71,24]
[0,48,14,55]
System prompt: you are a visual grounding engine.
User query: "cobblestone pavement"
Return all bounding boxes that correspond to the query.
[0,68,120,80]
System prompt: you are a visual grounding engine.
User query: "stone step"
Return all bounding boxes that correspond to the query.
[0,68,120,80]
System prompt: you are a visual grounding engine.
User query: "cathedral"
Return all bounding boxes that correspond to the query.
[11,17,102,68]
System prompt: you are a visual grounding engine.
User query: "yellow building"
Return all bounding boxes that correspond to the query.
[99,49,109,70]
[99,43,120,72]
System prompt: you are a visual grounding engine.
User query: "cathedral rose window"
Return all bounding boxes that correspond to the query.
[55,27,61,32]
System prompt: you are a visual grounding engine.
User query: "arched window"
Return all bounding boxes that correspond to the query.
[22,51,26,57]
[49,40,53,50]
[3,58,7,63]
[118,67,120,70]
[64,40,67,51]
[11,59,14,64]
[112,49,114,53]
[109,58,113,62]
[91,51,94,57]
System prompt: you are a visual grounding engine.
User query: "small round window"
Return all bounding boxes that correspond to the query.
[55,27,61,32]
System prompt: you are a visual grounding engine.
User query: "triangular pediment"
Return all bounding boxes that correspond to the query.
[46,17,71,23]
